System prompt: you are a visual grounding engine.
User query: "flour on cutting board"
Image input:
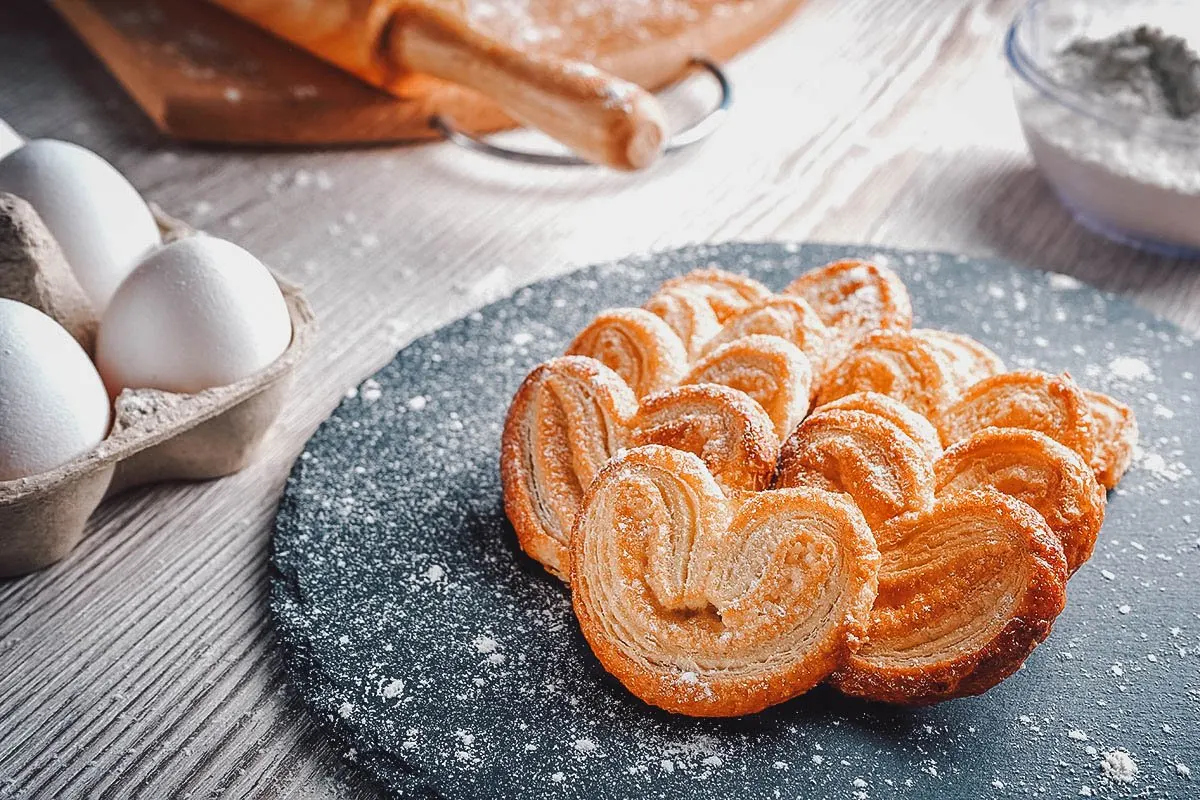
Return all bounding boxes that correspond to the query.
[273,244,1198,799]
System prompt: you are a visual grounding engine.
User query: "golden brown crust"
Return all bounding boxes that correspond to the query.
[1083,389,1139,489]
[571,445,880,717]
[682,334,813,441]
[830,490,1067,705]
[776,409,935,528]
[642,286,722,360]
[701,295,831,379]
[657,268,773,323]
[565,307,688,399]
[782,259,913,350]
[500,356,637,580]
[814,391,943,462]
[937,370,1097,465]
[629,384,779,493]
[935,428,1105,573]
[912,329,1006,396]
[817,330,956,419]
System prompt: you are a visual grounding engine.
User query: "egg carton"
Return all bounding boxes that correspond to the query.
[0,207,315,577]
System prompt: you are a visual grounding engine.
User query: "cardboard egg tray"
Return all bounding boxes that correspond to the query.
[0,207,315,577]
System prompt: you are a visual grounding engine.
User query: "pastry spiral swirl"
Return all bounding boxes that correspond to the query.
[934,428,1105,573]
[912,329,1006,396]
[682,334,813,441]
[657,268,773,323]
[831,490,1068,705]
[1083,389,1138,489]
[816,391,943,462]
[783,260,913,347]
[776,409,935,528]
[571,445,880,717]
[500,356,637,580]
[643,286,722,360]
[817,330,956,419]
[629,384,779,494]
[566,307,688,399]
[937,370,1097,465]
[701,296,830,378]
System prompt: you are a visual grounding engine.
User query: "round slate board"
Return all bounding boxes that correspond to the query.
[272,244,1199,800]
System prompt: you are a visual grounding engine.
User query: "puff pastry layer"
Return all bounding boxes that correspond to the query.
[776,409,935,528]
[784,260,913,347]
[566,307,688,399]
[935,428,1105,573]
[937,370,1096,465]
[571,446,880,717]
[629,384,779,494]
[658,268,773,323]
[818,330,956,419]
[1084,389,1139,489]
[501,356,637,580]
[682,334,813,441]
[831,490,1067,704]
[643,287,722,360]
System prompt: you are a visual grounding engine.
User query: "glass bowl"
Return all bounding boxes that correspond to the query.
[1006,0,1200,259]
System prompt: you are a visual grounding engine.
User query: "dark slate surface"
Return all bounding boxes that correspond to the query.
[271,243,1199,800]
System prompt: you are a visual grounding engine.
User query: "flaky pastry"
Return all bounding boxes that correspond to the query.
[783,259,913,348]
[937,370,1096,465]
[571,445,880,717]
[913,329,1006,396]
[831,490,1068,705]
[682,334,813,441]
[817,330,956,419]
[815,391,943,463]
[701,296,830,379]
[500,356,637,580]
[776,409,935,528]
[629,384,779,494]
[657,268,773,323]
[934,428,1105,573]
[642,286,722,360]
[1083,389,1138,489]
[565,307,688,399]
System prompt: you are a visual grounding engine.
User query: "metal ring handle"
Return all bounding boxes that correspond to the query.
[430,57,732,167]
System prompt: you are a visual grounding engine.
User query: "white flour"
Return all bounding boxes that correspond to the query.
[1018,25,1200,251]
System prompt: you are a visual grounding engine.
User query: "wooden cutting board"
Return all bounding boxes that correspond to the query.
[50,0,805,145]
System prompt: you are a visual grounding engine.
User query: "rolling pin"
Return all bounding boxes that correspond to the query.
[207,0,668,170]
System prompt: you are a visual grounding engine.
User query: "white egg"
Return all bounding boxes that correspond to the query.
[0,299,111,481]
[0,118,21,160]
[96,235,292,395]
[0,139,160,312]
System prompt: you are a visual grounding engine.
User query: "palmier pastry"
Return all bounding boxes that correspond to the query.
[571,445,880,717]
[912,329,1006,396]
[701,295,831,378]
[642,286,722,360]
[831,490,1067,705]
[500,356,637,580]
[682,334,813,441]
[628,385,779,494]
[816,330,956,420]
[783,259,913,348]
[776,410,935,528]
[657,268,773,323]
[935,428,1105,573]
[816,391,943,463]
[937,370,1096,465]
[566,307,688,399]
[1083,389,1138,489]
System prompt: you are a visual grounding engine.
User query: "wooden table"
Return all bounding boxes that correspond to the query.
[0,0,1197,796]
